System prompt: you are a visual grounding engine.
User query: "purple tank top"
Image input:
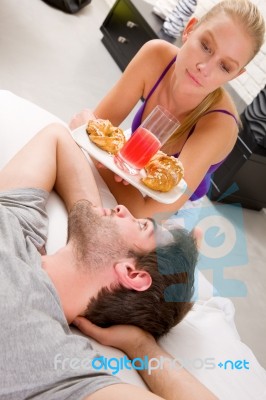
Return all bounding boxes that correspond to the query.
[131,56,239,201]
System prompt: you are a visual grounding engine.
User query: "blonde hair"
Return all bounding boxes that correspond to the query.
[166,0,265,149]
[199,0,265,58]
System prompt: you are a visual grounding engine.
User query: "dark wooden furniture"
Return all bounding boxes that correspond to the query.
[209,132,266,211]
[100,0,176,71]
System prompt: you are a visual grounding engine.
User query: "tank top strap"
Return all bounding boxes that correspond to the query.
[203,109,239,126]
[131,55,177,132]
[173,108,239,158]
[145,56,177,102]
[187,108,239,137]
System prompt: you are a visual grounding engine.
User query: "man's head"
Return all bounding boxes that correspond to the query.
[67,200,198,339]
[67,201,162,267]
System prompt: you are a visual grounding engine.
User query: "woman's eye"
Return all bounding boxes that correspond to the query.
[220,63,230,73]
[201,41,212,54]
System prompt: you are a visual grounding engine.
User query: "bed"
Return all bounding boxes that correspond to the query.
[1,89,266,400]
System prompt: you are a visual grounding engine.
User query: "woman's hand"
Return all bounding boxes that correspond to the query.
[96,162,130,185]
[72,317,155,355]
[113,174,130,185]
[69,108,96,130]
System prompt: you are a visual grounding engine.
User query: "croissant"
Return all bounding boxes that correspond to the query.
[86,119,125,154]
[141,151,184,192]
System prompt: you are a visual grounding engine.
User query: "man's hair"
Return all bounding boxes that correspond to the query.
[85,228,198,339]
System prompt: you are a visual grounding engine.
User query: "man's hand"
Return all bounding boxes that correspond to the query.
[73,317,218,400]
[72,317,155,354]
[69,108,96,130]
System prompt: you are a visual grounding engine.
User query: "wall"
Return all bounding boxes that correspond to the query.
[104,0,116,6]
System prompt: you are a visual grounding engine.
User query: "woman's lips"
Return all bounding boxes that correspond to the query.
[186,70,202,86]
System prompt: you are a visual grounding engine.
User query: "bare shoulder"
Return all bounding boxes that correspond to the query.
[211,87,239,119]
[136,39,178,73]
[141,39,178,62]
[141,39,178,57]
[128,39,178,98]
[202,88,240,138]
[190,89,240,161]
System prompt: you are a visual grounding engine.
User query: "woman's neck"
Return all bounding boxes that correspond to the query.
[165,76,207,121]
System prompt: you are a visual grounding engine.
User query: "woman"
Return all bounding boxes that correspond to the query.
[70,0,265,219]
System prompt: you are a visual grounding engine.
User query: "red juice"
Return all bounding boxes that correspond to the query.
[119,127,161,169]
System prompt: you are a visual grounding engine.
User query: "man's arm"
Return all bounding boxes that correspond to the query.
[72,319,218,400]
[0,123,101,210]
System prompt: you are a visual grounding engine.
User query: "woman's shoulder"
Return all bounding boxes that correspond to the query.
[209,87,239,120]
[188,89,240,163]
[134,40,178,89]
[142,38,178,51]
[139,39,179,65]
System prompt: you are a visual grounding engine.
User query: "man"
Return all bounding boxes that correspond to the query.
[0,123,215,399]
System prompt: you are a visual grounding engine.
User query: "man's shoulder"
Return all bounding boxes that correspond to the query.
[0,188,49,255]
[0,202,21,238]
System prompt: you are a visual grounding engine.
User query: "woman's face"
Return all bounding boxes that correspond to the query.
[175,13,254,96]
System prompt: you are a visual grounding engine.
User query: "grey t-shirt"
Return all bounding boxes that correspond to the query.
[0,188,120,400]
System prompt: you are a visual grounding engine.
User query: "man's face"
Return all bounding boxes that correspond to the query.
[98,204,160,252]
[68,201,173,268]
[68,201,173,267]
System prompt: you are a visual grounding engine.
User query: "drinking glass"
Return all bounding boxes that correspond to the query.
[115,105,180,174]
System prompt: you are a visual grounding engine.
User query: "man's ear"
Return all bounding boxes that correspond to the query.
[182,17,198,43]
[114,260,152,291]
[192,227,203,249]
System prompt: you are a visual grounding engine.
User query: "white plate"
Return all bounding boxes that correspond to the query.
[71,125,187,204]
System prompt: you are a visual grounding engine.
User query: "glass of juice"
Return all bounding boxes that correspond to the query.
[115,105,180,174]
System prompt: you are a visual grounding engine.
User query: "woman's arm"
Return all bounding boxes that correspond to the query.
[69,40,177,130]
[72,319,218,400]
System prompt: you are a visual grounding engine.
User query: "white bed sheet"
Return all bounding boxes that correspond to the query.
[1,90,266,400]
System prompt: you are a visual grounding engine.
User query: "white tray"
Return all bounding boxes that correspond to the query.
[71,125,187,204]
